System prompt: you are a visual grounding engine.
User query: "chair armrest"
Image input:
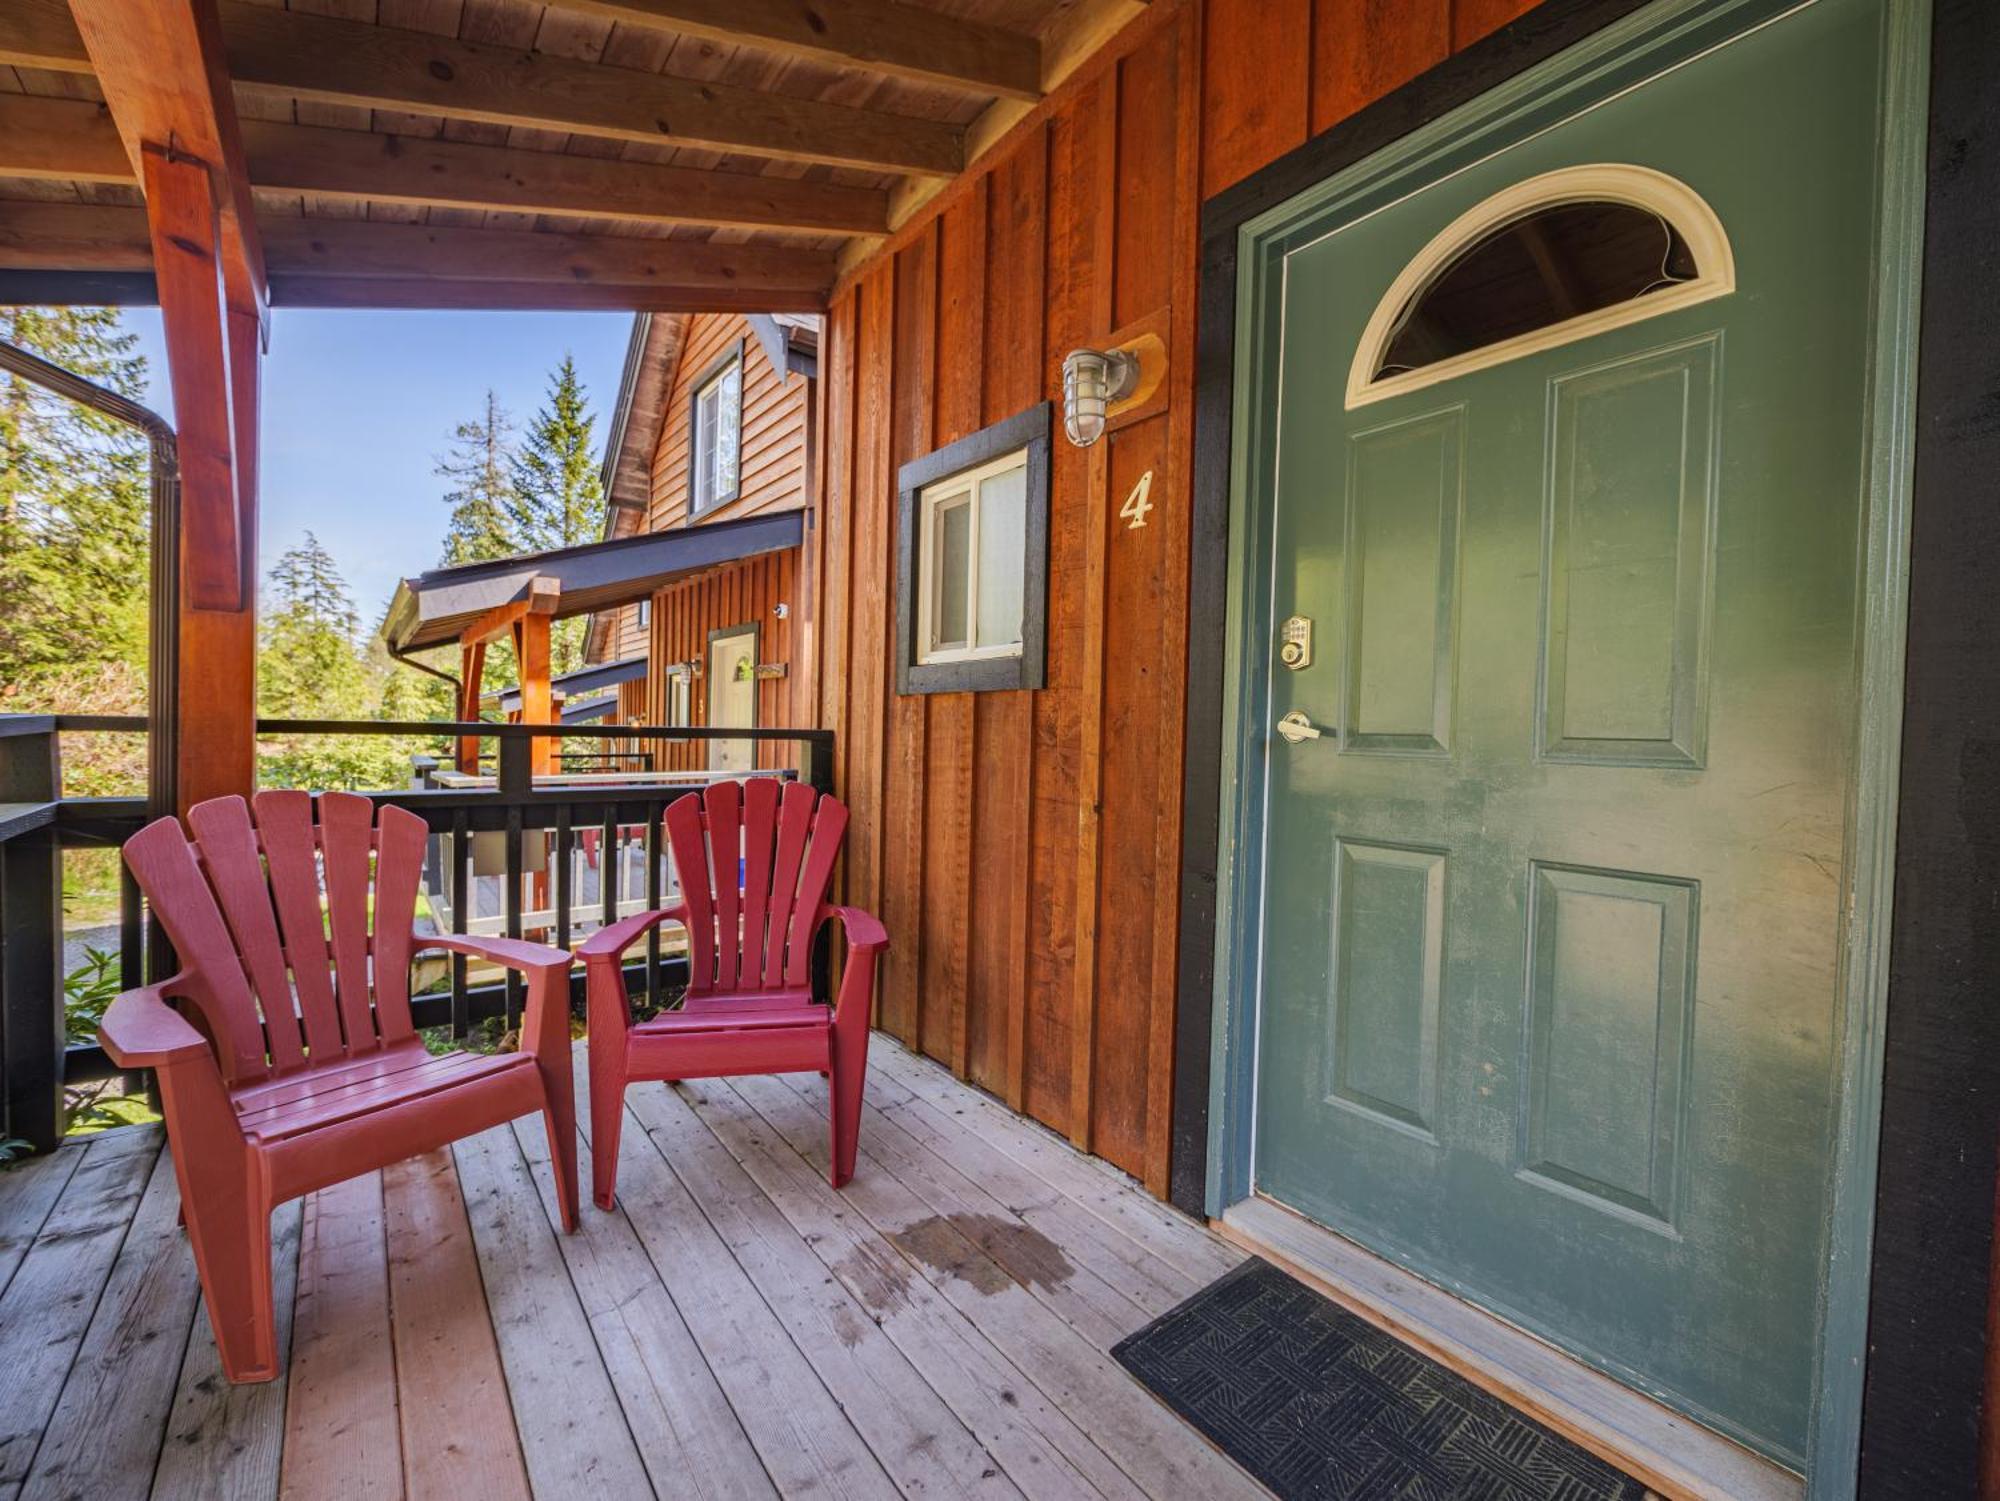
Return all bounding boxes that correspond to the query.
[576,905,685,965]
[819,903,888,952]
[415,932,573,975]
[99,975,209,1069]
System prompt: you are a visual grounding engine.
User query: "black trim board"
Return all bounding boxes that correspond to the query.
[1172,0,1651,1219]
[893,401,1051,696]
[1858,0,2000,1493]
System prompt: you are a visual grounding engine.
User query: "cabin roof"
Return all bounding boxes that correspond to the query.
[383,508,804,653]
[483,657,648,713]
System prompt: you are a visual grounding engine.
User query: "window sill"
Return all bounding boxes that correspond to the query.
[899,652,1038,696]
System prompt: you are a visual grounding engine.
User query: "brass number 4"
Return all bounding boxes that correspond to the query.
[1119,469,1155,530]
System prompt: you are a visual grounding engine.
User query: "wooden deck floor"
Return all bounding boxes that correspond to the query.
[0,1036,1262,1500]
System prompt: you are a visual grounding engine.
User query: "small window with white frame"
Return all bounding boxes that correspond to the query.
[636,597,651,630]
[689,343,743,516]
[896,403,1050,695]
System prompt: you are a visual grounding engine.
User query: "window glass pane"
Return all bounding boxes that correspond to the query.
[714,364,741,501]
[1377,201,1697,378]
[695,385,718,507]
[933,497,971,649]
[975,462,1026,648]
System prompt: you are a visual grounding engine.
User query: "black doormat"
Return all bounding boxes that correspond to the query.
[1112,1258,1649,1501]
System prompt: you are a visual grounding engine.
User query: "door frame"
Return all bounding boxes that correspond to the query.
[1172,0,1934,1492]
[705,621,759,770]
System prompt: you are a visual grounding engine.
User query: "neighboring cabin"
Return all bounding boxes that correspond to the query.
[583,311,820,772]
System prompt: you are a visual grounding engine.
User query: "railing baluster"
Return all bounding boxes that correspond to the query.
[645,803,663,1011]
[601,808,618,930]
[554,805,572,954]
[450,812,469,1038]
[504,806,524,1033]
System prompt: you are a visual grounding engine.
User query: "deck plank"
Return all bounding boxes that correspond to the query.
[631,1079,1145,1501]
[855,1065,1211,1306]
[152,1199,303,1501]
[507,1114,775,1501]
[451,1125,655,1500]
[383,1149,531,1501]
[722,1073,1265,1500]
[0,1144,85,1303]
[611,1087,1023,1499]
[280,1174,402,1501]
[773,1068,1183,1340]
[582,1095,896,1499]
[24,1145,200,1501]
[870,1042,1243,1285]
[0,1128,161,1499]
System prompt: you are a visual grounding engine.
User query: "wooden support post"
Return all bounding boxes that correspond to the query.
[69,0,268,813]
[513,612,554,779]
[457,640,487,774]
[143,146,258,809]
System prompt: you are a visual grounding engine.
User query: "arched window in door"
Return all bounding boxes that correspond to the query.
[1347,164,1734,408]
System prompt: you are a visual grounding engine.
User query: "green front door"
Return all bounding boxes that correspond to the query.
[1248,0,1890,1464]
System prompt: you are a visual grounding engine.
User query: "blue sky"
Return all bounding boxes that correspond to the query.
[123,308,634,623]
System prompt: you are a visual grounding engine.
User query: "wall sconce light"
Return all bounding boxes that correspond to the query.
[1061,347,1141,447]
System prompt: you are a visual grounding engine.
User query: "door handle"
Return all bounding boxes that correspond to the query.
[1275,711,1324,744]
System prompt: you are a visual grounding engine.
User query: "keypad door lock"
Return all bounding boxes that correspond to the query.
[1279,615,1314,670]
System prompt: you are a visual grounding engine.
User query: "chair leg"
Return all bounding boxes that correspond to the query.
[541,1074,581,1234]
[589,1055,627,1212]
[828,1031,869,1190]
[182,1182,279,1383]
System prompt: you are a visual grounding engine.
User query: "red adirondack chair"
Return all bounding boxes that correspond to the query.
[98,790,580,1384]
[577,779,886,1209]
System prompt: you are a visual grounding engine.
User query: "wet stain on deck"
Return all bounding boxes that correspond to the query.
[888,1213,1074,1298]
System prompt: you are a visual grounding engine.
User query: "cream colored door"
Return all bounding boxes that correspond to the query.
[706,626,757,773]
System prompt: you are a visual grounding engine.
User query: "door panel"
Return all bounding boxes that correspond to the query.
[1247,0,1885,1463]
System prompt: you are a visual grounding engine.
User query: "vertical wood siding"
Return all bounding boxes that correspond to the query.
[815,0,1540,1194]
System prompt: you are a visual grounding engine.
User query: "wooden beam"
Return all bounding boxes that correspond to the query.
[0,204,835,306]
[0,96,128,183]
[66,0,267,314]
[258,217,834,295]
[266,277,824,314]
[545,0,1042,101]
[239,121,887,237]
[0,96,889,237]
[0,3,962,175]
[221,3,960,177]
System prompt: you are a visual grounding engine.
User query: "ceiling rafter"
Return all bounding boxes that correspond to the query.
[0,203,836,306]
[0,1,965,178]
[545,0,1042,100]
[0,95,891,237]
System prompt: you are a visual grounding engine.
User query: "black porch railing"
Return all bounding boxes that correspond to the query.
[0,714,834,1154]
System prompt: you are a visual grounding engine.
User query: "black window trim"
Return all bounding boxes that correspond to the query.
[687,337,745,519]
[894,401,1051,695]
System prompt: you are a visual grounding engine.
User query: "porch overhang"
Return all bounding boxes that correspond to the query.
[484,657,648,716]
[382,509,806,655]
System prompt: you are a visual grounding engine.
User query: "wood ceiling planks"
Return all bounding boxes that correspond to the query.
[0,0,1117,309]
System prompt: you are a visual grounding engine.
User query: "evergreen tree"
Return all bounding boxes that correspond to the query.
[0,307,151,684]
[506,354,605,675]
[436,389,519,566]
[259,531,365,718]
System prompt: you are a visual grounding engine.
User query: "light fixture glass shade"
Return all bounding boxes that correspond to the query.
[1061,347,1139,447]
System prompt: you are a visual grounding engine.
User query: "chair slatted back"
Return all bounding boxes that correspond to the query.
[124,791,428,1084]
[665,781,846,996]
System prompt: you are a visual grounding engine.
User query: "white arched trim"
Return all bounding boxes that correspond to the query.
[1345,164,1735,409]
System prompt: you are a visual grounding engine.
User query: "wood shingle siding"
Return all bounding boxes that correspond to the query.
[814,0,1543,1194]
